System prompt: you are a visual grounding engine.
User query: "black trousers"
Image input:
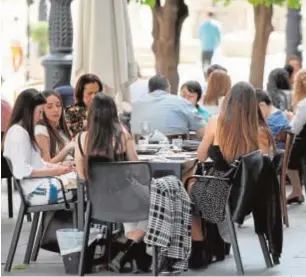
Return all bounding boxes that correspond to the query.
[201,51,214,68]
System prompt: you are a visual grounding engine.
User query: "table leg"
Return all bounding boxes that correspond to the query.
[77,184,84,230]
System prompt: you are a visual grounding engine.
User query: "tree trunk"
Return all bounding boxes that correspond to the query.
[285,8,302,64]
[249,5,273,89]
[151,0,188,94]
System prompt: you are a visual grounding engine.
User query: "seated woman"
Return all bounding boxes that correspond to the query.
[286,69,306,204]
[202,69,231,115]
[187,82,274,268]
[180,80,211,122]
[35,90,74,163]
[3,89,75,206]
[65,74,103,137]
[75,93,150,273]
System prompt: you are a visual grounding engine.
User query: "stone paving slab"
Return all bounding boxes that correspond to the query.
[2,184,306,276]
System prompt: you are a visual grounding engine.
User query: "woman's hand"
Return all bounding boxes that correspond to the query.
[285,110,294,121]
[52,165,75,176]
[64,140,75,152]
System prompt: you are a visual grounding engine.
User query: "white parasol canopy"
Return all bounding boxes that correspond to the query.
[71,0,137,105]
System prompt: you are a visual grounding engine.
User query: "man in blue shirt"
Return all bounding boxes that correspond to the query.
[255,89,291,149]
[199,12,221,75]
[131,74,206,138]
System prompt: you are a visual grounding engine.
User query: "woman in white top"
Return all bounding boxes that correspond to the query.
[35,90,74,163]
[286,69,306,204]
[3,89,75,206]
[202,69,231,115]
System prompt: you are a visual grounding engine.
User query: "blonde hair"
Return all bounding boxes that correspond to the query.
[293,69,306,109]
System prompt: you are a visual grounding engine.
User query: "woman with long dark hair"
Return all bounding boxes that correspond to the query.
[65,74,103,136]
[35,90,74,163]
[75,93,150,273]
[188,82,274,268]
[3,89,75,205]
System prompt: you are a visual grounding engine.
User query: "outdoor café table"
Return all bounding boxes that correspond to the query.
[76,152,197,229]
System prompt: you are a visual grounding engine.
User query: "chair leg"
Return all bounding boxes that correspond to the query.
[106,222,113,270]
[78,202,91,276]
[152,246,159,276]
[4,203,26,272]
[7,177,13,218]
[23,212,40,264]
[226,204,244,276]
[258,234,273,268]
[26,214,32,222]
[280,173,289,227]
[31,213,43,262]
[72,203,78,228]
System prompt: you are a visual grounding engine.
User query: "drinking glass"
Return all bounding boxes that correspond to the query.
[140,121,152,144]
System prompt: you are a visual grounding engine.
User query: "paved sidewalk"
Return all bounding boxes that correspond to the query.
[1,184,306,276]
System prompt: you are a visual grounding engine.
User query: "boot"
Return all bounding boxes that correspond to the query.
[188,241,208,269]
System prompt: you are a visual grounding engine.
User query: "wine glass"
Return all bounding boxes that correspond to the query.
[140,121,152,144]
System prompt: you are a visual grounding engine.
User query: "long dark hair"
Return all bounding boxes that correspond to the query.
[74,74,103,107]
[6,89,46,149]
[85,93,124,177]
[39,90,72,157]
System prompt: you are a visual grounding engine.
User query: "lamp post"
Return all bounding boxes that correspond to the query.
[42,0,73,89]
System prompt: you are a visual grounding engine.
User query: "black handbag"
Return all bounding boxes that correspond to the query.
[40,210,74,253]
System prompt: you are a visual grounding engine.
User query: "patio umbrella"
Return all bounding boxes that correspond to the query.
[71,0,137,105]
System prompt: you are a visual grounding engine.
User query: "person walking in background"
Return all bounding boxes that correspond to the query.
[199,11,221,75]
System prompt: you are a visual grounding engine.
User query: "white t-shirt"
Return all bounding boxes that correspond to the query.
[291,98,306,135]
[3,124,48,194]
[130,79,149,103]
[35,124,72,160]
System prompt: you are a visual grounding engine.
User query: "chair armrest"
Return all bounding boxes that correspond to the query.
[23,176,69,209]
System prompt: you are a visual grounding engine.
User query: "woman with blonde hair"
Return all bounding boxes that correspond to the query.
[286,69,306,204]
[203,69,231,115]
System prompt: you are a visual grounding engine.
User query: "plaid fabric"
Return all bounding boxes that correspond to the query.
[145,176,192,275]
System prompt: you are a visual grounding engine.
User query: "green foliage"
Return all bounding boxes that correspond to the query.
[215,0,300,8]
[129,0,156,7]
[30,21,48,56]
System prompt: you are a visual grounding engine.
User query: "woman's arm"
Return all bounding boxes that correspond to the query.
[197,116,216,161]
[74,133,85,180]
[36,134,73,163]
[122,125,139,161]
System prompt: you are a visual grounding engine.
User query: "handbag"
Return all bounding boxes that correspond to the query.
[40,210,74,253]
[193,162,238,224]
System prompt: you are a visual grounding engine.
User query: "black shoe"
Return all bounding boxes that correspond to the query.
[286,195,305,205]
[108,239,135,273]
[225,243,231,255]
[133,241,152,273]
[188,241,208,270]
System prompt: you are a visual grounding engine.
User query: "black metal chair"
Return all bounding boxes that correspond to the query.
[4,158,77,272]
[1,149,14,218]
[78,160,159,276]
[185,150,274,276]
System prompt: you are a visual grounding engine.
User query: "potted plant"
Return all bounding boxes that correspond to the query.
[30,21,48,56]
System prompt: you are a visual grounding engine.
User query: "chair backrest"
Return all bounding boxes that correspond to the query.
[281,131,296,176]
[230,150,264,222]
[1,132,12,179]
[3,157,28,206]
[54,85,74,107]
[87,159,152,223]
